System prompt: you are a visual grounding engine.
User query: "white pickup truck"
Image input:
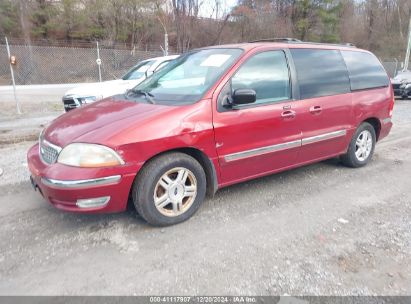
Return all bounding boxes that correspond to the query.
[62,55,179,112]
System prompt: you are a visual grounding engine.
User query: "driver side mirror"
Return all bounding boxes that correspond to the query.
[232,89,256,105]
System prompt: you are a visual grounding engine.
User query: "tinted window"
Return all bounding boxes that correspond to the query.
[231,51,291,104]
[341,51,389,90]
[290,49,350,99]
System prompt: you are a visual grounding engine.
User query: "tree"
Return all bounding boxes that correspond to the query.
[30,0,56,38]
[171,0,202,52]
[0,0,410,60]
[319,0,342,43]
[0,0,21,37]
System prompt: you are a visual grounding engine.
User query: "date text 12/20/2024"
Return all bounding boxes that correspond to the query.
[149,296,257,303]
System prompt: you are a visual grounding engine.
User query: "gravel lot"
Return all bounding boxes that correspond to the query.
[0,101,410,295]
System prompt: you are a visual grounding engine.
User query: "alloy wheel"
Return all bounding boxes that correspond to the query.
[153,167,197,217]
[355,130,373,161]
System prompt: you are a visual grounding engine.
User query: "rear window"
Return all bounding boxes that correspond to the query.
[341,51,389,91]
[290,49,350,99]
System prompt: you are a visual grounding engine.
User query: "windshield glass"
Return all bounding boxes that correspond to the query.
[131,48,243,105]
[122,60,155,80]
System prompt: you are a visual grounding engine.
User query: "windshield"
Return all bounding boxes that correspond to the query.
[122,60,155,80]
[131,48,243,105]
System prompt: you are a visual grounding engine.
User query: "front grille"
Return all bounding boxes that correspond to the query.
[40,140,61,164]
[63,97,80,112]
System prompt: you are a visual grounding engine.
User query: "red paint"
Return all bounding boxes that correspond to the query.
[27,42,393,213]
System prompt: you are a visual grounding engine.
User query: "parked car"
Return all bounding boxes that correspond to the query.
[391,70,411,98]
[28,41,394,226]
[62,55,179,112]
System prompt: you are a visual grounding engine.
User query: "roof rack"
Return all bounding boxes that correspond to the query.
[249,38,302,43]
[248,38,356,48]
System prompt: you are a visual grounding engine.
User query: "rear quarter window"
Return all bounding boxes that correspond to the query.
[341,50,389,91]
[290,49,351,99]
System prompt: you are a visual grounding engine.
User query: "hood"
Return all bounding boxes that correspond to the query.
[392,71,411,84]
[45,97,175,147]
[64,78,145,99]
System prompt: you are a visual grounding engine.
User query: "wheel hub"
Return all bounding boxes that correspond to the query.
[169,183,185,201]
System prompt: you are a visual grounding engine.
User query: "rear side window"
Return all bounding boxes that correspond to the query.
[290,49,350,99]
[341,51,389,91]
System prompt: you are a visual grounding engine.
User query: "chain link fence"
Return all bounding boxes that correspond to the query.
[0,38,405,85]
[0,38,173,85]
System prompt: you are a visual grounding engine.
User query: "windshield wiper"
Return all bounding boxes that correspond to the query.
[126,89,156,104]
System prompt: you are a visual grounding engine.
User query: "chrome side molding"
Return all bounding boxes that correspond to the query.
[301,130,347,146]
[224,140,301,162]
[224,129,347,162]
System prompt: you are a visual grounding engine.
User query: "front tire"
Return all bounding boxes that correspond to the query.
[340,122,376,168]
[132,152,206,226]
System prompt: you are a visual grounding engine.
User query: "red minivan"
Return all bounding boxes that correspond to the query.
[28,41,394,226]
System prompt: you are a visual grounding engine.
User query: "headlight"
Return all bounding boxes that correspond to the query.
[78,95,103,104]
[57,143,124,167]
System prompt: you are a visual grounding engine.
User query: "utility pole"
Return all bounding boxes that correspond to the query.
[96,41,102,82]
[5,37,22,115]
[404,15,411,71]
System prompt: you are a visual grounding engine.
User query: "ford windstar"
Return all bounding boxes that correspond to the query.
[28,40,394,226]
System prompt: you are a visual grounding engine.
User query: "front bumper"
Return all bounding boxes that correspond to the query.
[62,96,81,112]
[62,95,99,112]
[28,143,140,213]
[403,86,411,97]
[392,83,411,97]
[392,86,402,96]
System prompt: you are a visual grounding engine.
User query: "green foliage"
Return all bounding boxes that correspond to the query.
[0,0,21,36]
[0,0,409,60]
[319,0,342,43]
[292,0,342,42]
[31,0,58,38]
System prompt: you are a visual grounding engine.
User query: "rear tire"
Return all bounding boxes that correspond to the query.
[340,122,376,168]
[132,152,206,226]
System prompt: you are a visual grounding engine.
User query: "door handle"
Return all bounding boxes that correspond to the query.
[281,110,296,119]
[309,105,322,115]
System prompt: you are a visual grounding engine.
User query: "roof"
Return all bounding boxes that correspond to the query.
[201,40,366,53]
